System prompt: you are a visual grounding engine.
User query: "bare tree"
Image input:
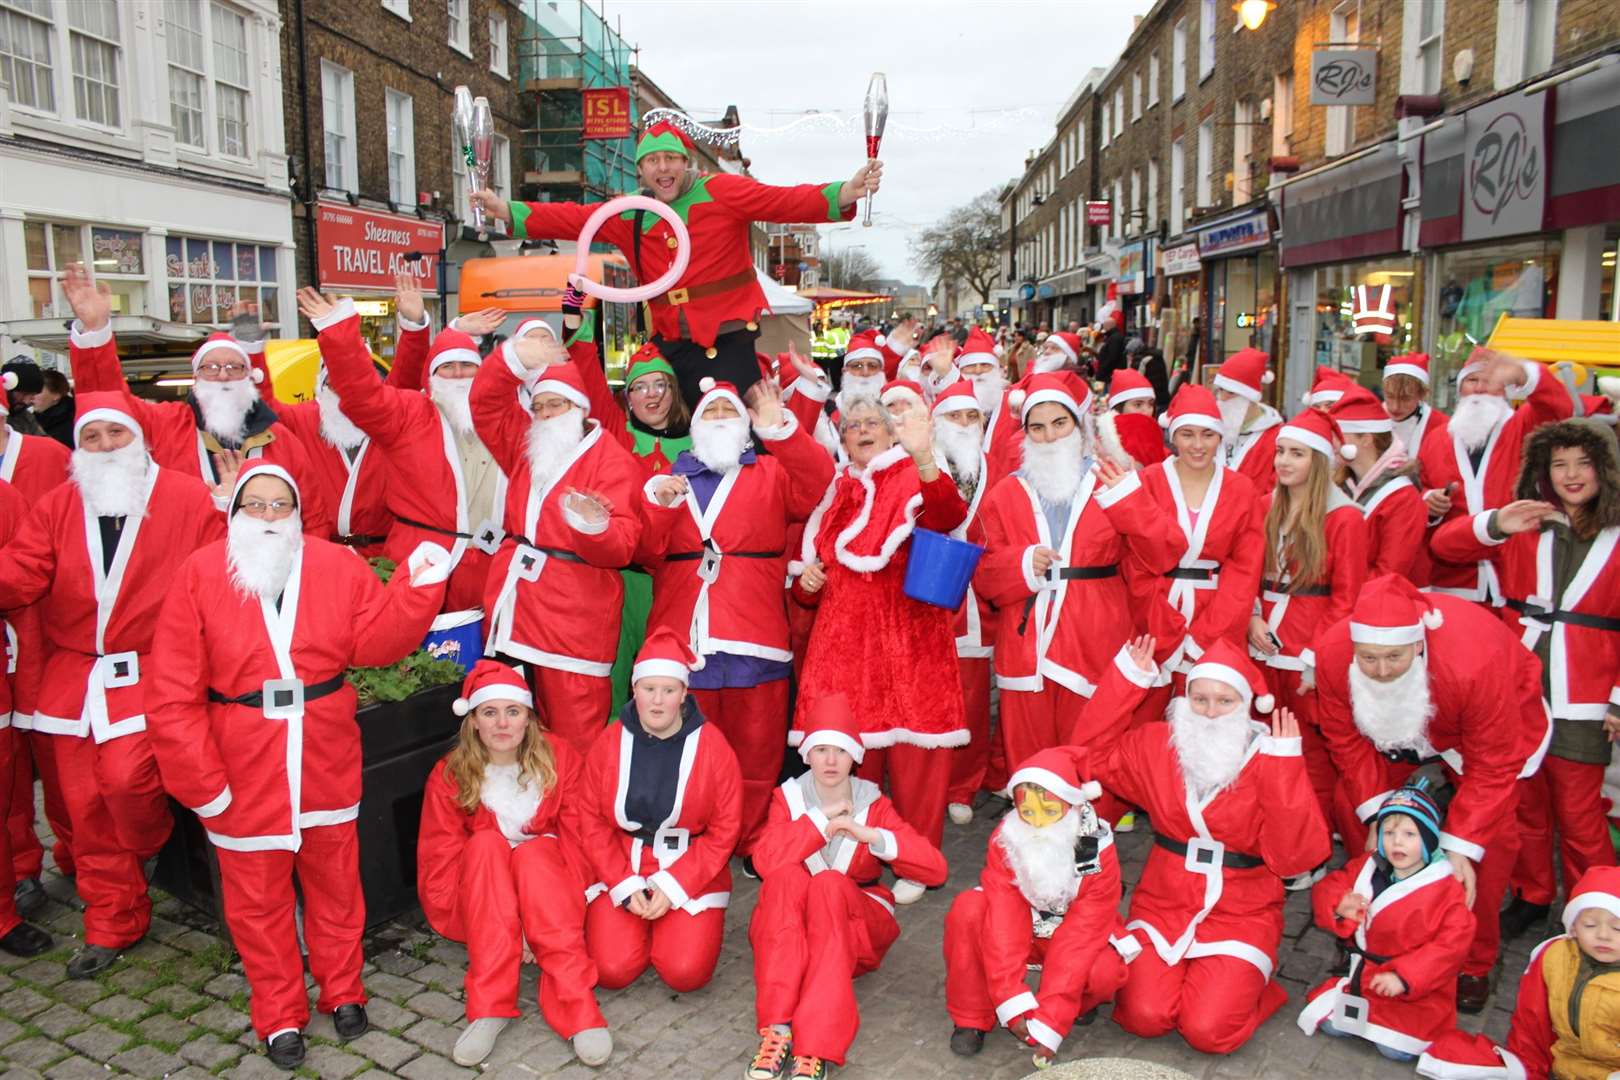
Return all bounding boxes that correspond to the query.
[820,246,885,292]
[910,189,1003,305]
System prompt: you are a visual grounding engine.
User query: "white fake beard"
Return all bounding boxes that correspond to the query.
[969,370,1007,414]
[70,440,151,519]
[1022,428,1085,505]
[1218,394,1253,443]
[1348,652,1437,754]
[837,372,885,415]
[226,511,304,601]
[316,385,367,451]
[525,408,585,488]
[431,374,476,438]
[690,416,750,473]
[480,762,541,842]
[1450,393,1514,453]
[1031,349,1069,374]
[193,377,259,442]
[997,806,1089,914]
[1168,696,1256,803]
[896,359,923,385]
[935,419,983,483]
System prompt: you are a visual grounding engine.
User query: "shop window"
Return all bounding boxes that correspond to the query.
[1309,257,1418,389]
[1431,238,1560,406]
[0,0,56,112]
[24,220,146,319]
[166,235,282,331]
[1211,249,1280,362]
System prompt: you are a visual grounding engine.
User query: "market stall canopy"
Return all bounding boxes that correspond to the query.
[800,286,896,313]
[756,269,813,315]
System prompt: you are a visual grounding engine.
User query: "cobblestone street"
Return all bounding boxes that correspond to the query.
[0,799,1527,1080]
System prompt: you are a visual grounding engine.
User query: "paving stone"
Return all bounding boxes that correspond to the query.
[166,1069,223,1080]
[61,1023,128,1062]
[221,1053,288,1079]
[362,971,419,1003]
[85,993,147,1023]
[300,1043,368,1079]
[27,1005,87,1042]
[180,1034,244,1070]
[147,983,207,1015]
[0,987,51,1020]
[0,1038,65,1071]
[360,996,416,1033]
[370,951,425,977]
[203,971,248,1000]
[401,1018,458,1058]
[121,939,181,964]
[397,1052,477,1080]
[188,1001,253,1036]
[135,1010,193,1047]
[44,982,106,1010]
[405,961,460,991]
[0,1017,25,1046]
[103,965,161,995]
[403,991,463,1024]
[10,960,66,990]
[42,1058,112,1080]
[344,1030,418,1071]
[107,1044,186,1078]
[0,1067,45,1080]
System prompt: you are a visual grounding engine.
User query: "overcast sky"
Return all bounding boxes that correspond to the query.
[608,0,1145,285]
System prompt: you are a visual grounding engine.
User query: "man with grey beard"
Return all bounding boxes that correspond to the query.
[0,393,222,980]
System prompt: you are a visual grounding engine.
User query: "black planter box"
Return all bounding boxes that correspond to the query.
[153,683,462,932]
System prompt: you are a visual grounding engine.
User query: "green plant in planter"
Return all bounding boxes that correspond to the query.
[347,557,465,707]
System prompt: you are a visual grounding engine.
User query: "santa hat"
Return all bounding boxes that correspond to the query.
[1415,1031,1526,1079]
[427,329,483,377]
[1186,639,1274,714]
[1007,747,1102,806]
[193,333,264,383]
[1162,384,1224,435]
[1014,371,1091,425]
[1302,366,1354,408]
[73,390,146,445]
[1212,347,1273,403]
[1563,865,1620,933]
[694,376,746,420]
[635,119,694,162]
[1349,573,1445,645]
[1277,407,1354,461]
[1097,410,1169,470]
[797,693,865,764]
[1456,346,1494,383]
[1107,367,1155,410]
[512,318,558,343]
[1375,776,1447,865]
[0,369,16,403]
[1581,394,1617,425]
[530,363,591,413]
[879,378,926,410]
[1044,331,1083,367]
[1330,384,1394,435]
[631,625,702,685]
[931,379,980,416]
[229,460,301,515]
[626,342,676,386]
[955,328,1000,372]
[451,658,533,717]
[842,330,886,369]
[1383,352,1431,386]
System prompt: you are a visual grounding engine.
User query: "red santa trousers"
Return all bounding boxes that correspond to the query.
[692,681,789,856]
[1114,948,1287,1054]
[748,866,900,1066]
[0,732,21,939]
[524,665,610,760]
[856,743,950,849]
[1002,684,1087,776]
[946,658,993,807]
[7,732,74,879]
[456,830,604,1037]
[1510,757,1614,907]
[943,888,1127,1037]
[584,892,725,993]
[1273,673,1363,841]
[51,732,169,948]
[214,822,367,1040]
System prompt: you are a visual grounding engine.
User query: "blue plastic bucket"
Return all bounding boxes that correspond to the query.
[903,528,985,610]
[422,608,484,673]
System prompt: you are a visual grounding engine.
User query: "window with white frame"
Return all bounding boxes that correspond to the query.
[1172,19,1188,101]
[1232,99,1253,203]
[1075,121,1085,164]
[1132,72,1142,121]
[211,4,250,156]
[381,0,409,17]
[167,1,252,158]
[492,133,511,231]
[1199,0,1216,82]
[1404,0,1445,95]
[1170,137,1186,233]
[165,235,283,329]
[25,219,147,318]
[67,0,122,127]
[446,0,468,54]
[385,89,415,205]
[0,0,56,112]
[1059,138,1068,175]
[1272,71,1294,157]
[1196,119,1214,207]
[1495,0,1556,87]
[1100,102,1111,147]
[1326,2,1359,156]
[1147,158,1159,227]
[1149,51,1161,107]
[1060,204,1069,267]
[1113,178,1123,239]
[1130,169,1142,234]
[320,60,357,191]
[488,9,507,77]
[1113,88,1124,138]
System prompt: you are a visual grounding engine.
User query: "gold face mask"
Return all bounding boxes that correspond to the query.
[1014,785,1068,829]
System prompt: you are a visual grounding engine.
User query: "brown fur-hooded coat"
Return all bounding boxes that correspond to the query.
[1517,418,1620,537]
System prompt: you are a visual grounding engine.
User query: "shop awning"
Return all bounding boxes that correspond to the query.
[1548,52,1620,229]
[0,315,208,353]
[1279,139,1403,267]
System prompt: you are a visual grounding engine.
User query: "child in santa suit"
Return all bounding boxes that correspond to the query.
[943,745,1132,1069]
[1297,778,1474,1063]
[577,627,742,995]
[416,660,611,1069]
[745,695,948,1080]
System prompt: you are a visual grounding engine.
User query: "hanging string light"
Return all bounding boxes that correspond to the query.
[640,106,1048,146]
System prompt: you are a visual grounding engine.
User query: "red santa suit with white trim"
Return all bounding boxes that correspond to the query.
[1333,385,1432,585]
[415,660,604,1041]
[944,747,1132,1064]
[1213,347,1283,496]
[1382,353,1452,473]
[1090,641,1333,1053]
[0,394,223,955]
[470,347,642,756]
[0,476,48,949]
[749,696,948,1068]
[636,378,832,853]
[1312,578,1549,980]
[144,462,450,1042]
[972,372,1187,810]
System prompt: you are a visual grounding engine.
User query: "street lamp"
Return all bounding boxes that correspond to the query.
[1234,0,1276,31]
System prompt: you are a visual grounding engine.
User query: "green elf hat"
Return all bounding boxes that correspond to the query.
[626,341,676,385]
[636,120,695,163]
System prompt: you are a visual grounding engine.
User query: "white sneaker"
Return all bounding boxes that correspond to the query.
[452,1017,509,1067]
[947,802,973,825]
[892,878,927,905]
[573,1026,613,1066]
[1284,863,1330,892]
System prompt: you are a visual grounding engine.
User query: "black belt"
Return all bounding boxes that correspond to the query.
[1153,833,1266,870]
[509,535,588,564]
[394,515,476,542]
[665,548,783,562]
[1165,566,1215,581]
[1381,747,1442,765]
[335,533,389,548]
[208,673,346,708]
[1262,580,1332,597]
[1017,563,1119,635]
[1506,599,1620,633]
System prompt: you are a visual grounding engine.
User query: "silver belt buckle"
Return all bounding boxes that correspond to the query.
[261,678,305,719]
[655,826,690,858]
[697,548,721,584]
[472,520,504,556]
[103,651,140,689]
[1183,836,1225,874]
[515,546,546,582]
[1332,993,1371,1035]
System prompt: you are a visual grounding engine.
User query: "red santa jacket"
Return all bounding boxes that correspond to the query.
[1434,511,1620,723]
[947,451,995,660]
[577,711,742,914]
[1135,460,1264,674]
[1351,470,1430,585]
[974,467,1186,697]
[0,430,68,503]
[0,465,222,741]
[638,415,832,664]
[68,323,332,536]
[1313,595,1550,862]
[415,744,588,942]
[509,174,855,347]
[1506,935,1620,1080]
[472,351,642,675]
[145,536,447,850]
[0,479,35,727]
[1400,404,1450,483]
[1227,407,1282,496]
[1253,495,1368,675]
[1422,362,1576,605]
[1299,853,1474,1056]
[311,302,499,612]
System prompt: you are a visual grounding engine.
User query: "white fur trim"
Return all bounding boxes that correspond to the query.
[798,728,866,764]
[753,409,799,442]
[1438,832,1485,862]
[452,698,472,716]
[932,390,979,415]
[405,541,453,587]
[1026,1018,1062,1053]
[0,372,15,392]
[532,378,590,411]
[1253,693,1275,713]
[1383,362,1429,386]
[192,337,250,371]
[463,682,534,713]
[648,869,690,909]
[1168,412,1224,435]
[1349,621,1425,645]
[1007,765,1086,806]
[1020,387,1082,422]
[868,827,898,861]
[631,658,690,685]
[996,991,1039,1025]
[828,444,925,573]
[1113,643,1159,689]
[608,874,648,906]
[1340,416,1394,434]
[1213,373,1261,402]
[957,351,998,371]
[1109,386,1155,408]
[1093,467,1142,508]
[1258,735,1301,756]
[191,786,232,818]
[1097,410,1131,469]
[699,376,716,393]
[1472,510,1506,547]
[309,297,358,331]
[397,309,431,332]
[69,319,114,349]
[513,317,556,341]
[1021,544,1047,593]
[1340,443,1358,461]
[73,406,145,443]
[844,346,883,366]
[562,503,608,535]
[1561,892,1620,932]
[430,347,483,374]
[1277,424,1334,458]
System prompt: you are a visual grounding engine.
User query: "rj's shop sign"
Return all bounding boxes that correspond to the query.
[1310,49,1378,107]
[1461,90,1547,242]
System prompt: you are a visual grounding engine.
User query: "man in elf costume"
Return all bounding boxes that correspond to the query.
[472,122,881,406]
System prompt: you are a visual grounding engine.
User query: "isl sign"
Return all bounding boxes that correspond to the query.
[582,87,632,140]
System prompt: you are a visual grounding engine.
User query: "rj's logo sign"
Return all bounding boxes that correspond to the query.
[1468,111,1541,225]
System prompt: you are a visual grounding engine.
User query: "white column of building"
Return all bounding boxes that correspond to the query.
[1556,224,1606,320]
